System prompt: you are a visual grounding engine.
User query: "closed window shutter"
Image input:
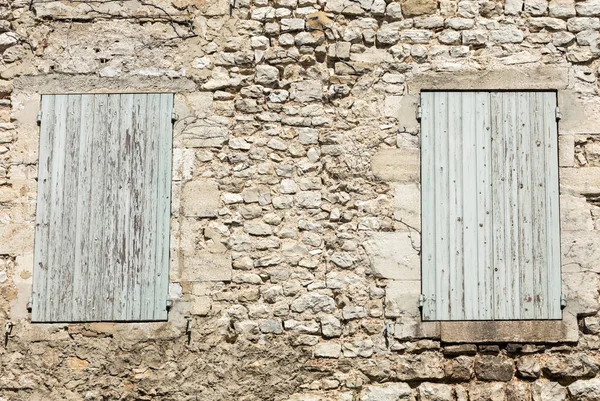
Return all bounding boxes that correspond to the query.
[421,91,561,321]
[32,93,173,322]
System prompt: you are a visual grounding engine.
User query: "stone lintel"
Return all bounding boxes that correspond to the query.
[407,67,569,93]
[439,309,578,343]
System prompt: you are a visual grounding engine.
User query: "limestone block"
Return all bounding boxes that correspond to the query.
[0,223,34,255]
[543,353,599,380]
[384,94,419,133]
[397,352,445,380]
[516,356,541,379]
[563,271,600,314]
[568,379,600,400]
[474,356,515,381]
[533,381,569,400]
[562,231,600,272]
[559,134,575,167]
[386,280,421,317]
[559,91,600,133]
[550,0,576,17]
[393,316,441,340]
[182,251,232,282]
[364,232,420,280]
[181,180,220,217]
[418,383,454,401]
[401,0,438,17]
[576,0,600,16]
[360,383,413,401]
[393,183,421,230]
[469,383,507,401]
[505,0,524,15]
[290,80,323,103]
[314,342,341,358]
[371,147,420,183]
[560,167,600,194]
[561,194,594,231]
[180,125,229,148]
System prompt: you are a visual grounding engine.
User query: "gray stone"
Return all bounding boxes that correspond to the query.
[524,0,548,15]
[291,80,323,103]
[469,383,506,401]
[530,17,567,30]
[260,320,283,334]
[291,293,336,313]
[505,0,524,14]
[475,355,514,381]
[321,315,343,337]
[543,354,599,380]
[377,26,400,45]
[490,28,524,43]
[360,383,413,401]
[397,352,444,380]
[255,65,279,85]
[444,356,474,381]
[568,378,600,400]
[532,381,568,401]
[516,356,541,379]
[400,30,433,44]
[553,31,576,46]
[567,17,600,32]
[446,18,475,30]
[418,383,454,401]
[577,0,600,16]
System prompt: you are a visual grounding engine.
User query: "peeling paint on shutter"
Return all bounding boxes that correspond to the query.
[32,93,173,322]
[421,91,561,321]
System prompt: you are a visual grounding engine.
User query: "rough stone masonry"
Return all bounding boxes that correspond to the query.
[1,0,600,399]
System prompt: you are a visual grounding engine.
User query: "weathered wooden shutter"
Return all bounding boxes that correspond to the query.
[421,91,561,321]
[32,93,173,322]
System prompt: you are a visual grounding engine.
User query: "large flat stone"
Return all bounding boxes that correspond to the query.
[560,194,594,231]
[559,91,600,134]
[181,180,220,217]
[407,67,568,93]
[384,95,419,133]
[560,167,600,195]
[182,251,232,282]
[562,231,600,272]
[371,147,420,183]
[393,183,421,231]
[440,309,578,343]
[364,232,420,280]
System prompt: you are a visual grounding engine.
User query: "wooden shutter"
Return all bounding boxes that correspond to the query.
[32,93,173,322]
[421,91,561,321]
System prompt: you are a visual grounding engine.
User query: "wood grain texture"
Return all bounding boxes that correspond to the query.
[421,91,561,321]
[32,93,173,322]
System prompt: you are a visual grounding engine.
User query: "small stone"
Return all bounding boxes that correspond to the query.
[444,344,477,355]
[401,0,438,17]
[255,65,279,85]
[516,356,541,379]
[418,383,454,401]
[330,252,354,268]
[260,320,283,334]
[474,355,514,381]
[314,342,341,358]
[360,383,413,401]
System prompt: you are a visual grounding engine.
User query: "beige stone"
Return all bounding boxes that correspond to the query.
[182,251,232,282]
[384,94,419,132]
[364,232,421,280]
[181,180,220,217]
[393,183,421,230]
[562,231,600,272]
[559,91,600,134]
[371,147,420,182]
[560,194,593,231]
[560,167,600,195]
[0,224,34,255]
[559,134,574,167]
[401,0,438,17]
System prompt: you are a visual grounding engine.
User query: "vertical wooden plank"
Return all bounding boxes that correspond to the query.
[154,93,173,320]
[475,92,494,320]
[507,93,521,319]
[32,95,56,322]
[434,92,451,320]
[54,95,81,321]
[71,95,95,321]
[45,95,68,322]
[421,92,437,320]
[461,92,479,320]
[543,92,562,319]
[516,92,535,319]
[96,94,121,320]
[447,92,463,320]
[490,92,506,320]
[140,94,160,319]
[128,94,148,321]
[87,94,109,321]
[112,94,134,321]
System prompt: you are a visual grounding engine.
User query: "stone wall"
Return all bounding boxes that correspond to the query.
[1,0,600,399]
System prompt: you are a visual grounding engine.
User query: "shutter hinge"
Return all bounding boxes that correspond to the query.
[560,295,567,309]
[171,111,178,123]
[166,298,173,310]
[26,297,32,312]
[36,111,42,125]
[555,107,562,121]
[416,105,422,121]
[418,294,426,308]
